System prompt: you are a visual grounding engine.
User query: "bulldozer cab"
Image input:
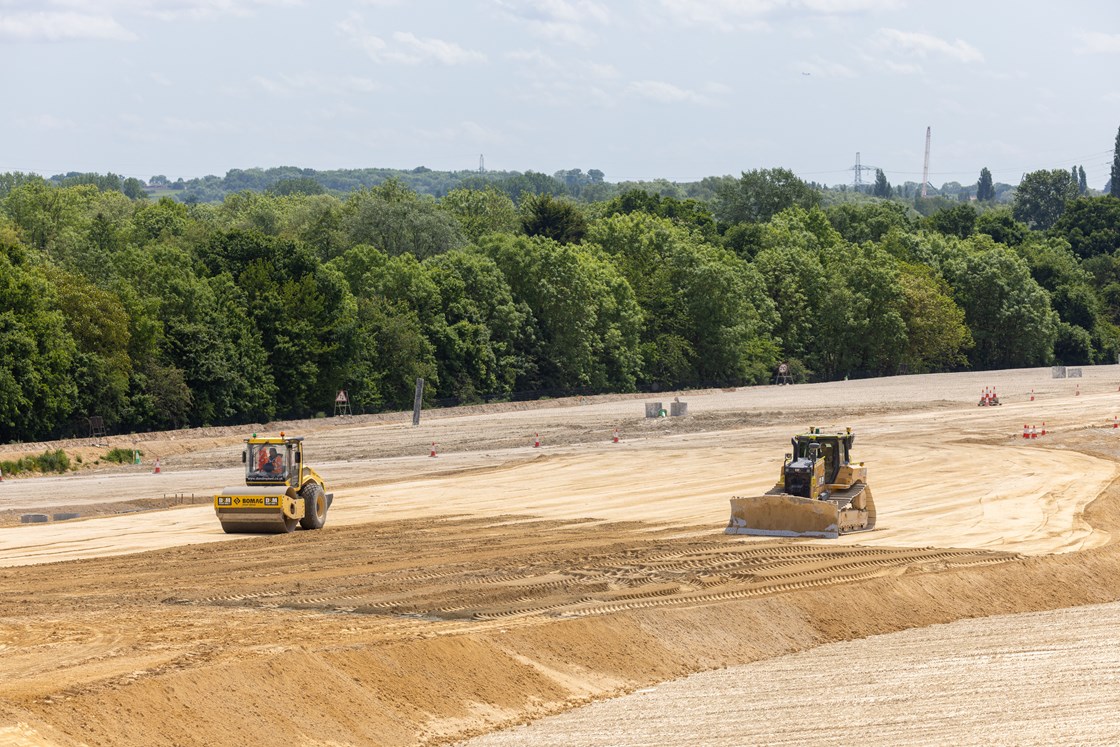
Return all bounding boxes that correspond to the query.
[245,437,303,485]
[791,432,852,485]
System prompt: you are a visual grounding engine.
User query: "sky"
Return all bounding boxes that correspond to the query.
[1,1,1118,189]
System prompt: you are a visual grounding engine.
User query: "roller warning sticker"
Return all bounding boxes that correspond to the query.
[214,495,280,508]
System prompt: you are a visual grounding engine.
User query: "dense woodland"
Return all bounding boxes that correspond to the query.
[3,142,1120,443]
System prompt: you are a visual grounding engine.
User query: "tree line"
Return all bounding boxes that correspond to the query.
[2,153,1120,443]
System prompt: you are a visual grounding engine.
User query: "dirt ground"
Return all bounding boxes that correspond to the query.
[460,600,1120,746]
[2,366,1120,746]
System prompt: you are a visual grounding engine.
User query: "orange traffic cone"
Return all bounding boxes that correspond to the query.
[153,458,161,474]
[1030,389,1035,401]
[429,442,437,458]
[1022,424,1029,439]
[1076,384,1081,396]
[1030,425,1037,439]
[612,429,620,444]
[533,433,540,448]
[1041,422,1047,436]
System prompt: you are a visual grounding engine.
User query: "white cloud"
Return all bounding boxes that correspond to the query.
[0,11,136,41]
[875,28,983,63]
[493,0,610,45]
[415,120,505,145]
[627,79,710,104]
[392,31,487,65]
[1075,31,1120,55]
[251,73,385,96]
[881,59,921,75]
[337,14,485,65]
[797,56,856,78]
[0,1,302,40]
[161,116,239,134]
[658,0,899,31]
[16,113,78,130]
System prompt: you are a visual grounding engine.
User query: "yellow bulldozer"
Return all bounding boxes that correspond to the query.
[726,427,876,538]
[214,433,332,534]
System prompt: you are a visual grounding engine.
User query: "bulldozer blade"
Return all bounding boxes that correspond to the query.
[726,493,843,539]
[214,486,303,534]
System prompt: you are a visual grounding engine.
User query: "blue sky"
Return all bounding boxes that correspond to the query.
[2,1,1118,188]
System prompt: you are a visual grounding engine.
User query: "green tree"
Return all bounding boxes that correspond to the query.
[46,267,132,426]
[944,240,1059,368]
[872,169,891,198]
[975,208,1028,247]
[479,234,642,391]
[598,189,717,239]
[714,168,821,225]
[976,167,995,201]
[826,201,918,244]
[268,177,326,196]
[1051,196,1120,259]
[440,187,520,242]
[588,212,778,386]
[340,180,466,258]
[519,193,588,244]
[1013,169,1079,230]
[0,239,78,440]
[926,203,977,239]
[424,249,533,399]
[1112,125,1120,198]
[897,263,972,372]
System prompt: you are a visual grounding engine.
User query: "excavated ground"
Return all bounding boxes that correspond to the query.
[2,367,1120,746]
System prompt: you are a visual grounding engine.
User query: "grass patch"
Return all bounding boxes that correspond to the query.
[0,449,72,475]
[104,447,140,464]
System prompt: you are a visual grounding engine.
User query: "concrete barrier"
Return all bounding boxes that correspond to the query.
[670,402,688,417]
[20,514,48,524]
[645,402,663,418]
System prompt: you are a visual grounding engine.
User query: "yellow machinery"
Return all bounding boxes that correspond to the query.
[214,433,332,534]
[726,427,876,539]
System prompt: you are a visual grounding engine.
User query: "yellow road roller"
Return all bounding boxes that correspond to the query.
[214,433,332,534]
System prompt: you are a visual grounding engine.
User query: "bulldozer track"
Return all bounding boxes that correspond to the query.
[158,528,1020,624]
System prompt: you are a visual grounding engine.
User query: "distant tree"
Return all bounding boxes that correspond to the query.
[599,189,717,239]
[926,203,977,239]
[149,175,169,187]
[0,240,79,440]
[974,208,1028,247]
[268,177,326,196]
[872,169,891,198]
[340,181,466,258]
[944,242,1059,369]
[1078,165,1088,194]
[1051,196,1120,259]
[1012,169,1079,230]
[440,186,520,241]
[519,193,587,244]
[714,168,821,225]
[479,233,642,391]
[826,201,918,244]
[896,263,972,373]
[976,167,995,201]
[1112,125,1120,198]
